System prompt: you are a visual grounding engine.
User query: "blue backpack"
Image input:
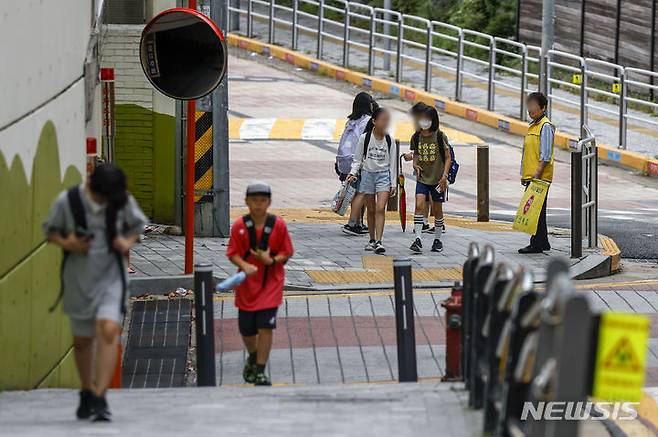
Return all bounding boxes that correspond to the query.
[445,136,459,185]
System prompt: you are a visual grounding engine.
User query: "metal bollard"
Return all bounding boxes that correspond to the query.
[194,263,216,386]
[462,242,480,387]
[393,258,417,382]
[571,148,583,258]
[469,245,494,409]
[477,145,489,222]
[482,264,515,434]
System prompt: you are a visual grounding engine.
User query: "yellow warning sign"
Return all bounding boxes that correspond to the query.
[612,83,622,93]
[593,313,649,402]
[572,74,583,85]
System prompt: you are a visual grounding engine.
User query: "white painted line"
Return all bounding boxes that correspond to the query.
[301,118,336,140]
[239,118,276,139]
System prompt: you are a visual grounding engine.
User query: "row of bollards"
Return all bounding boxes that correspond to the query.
[460,243,599,437]
[193,261,421,385]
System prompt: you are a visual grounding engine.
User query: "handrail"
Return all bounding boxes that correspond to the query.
[233,0,658,152]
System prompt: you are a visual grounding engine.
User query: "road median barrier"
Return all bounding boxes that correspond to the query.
[228,33,658,177]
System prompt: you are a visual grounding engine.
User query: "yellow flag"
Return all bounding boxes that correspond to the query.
[513,180,550,235]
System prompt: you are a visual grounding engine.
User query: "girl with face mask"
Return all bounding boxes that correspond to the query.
[408,106,452,254]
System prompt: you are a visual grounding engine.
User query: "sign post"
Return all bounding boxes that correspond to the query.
[139,6,228,274]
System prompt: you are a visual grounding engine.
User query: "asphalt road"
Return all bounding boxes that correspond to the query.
[454,208,658,260]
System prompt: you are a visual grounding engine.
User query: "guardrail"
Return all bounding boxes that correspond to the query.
[227,0,657,151]
[460,244,649,436]
[570,125,598,258]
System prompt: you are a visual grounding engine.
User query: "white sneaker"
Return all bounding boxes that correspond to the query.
[374,241,386,254]
[364,240,376,251]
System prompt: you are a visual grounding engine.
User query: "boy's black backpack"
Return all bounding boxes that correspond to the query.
[242,214,279,289]
[49,187,128,314]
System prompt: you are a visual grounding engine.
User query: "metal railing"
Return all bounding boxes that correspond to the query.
[228,0,657,151]
[570,125,598,258]
[462,248,626,436]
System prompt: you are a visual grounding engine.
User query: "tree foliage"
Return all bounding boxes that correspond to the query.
[364,0,517,39]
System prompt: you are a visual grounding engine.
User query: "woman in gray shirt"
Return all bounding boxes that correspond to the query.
[43,163,147,422]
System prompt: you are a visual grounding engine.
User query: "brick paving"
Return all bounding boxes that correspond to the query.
[214,291,447,385]
[209,282,658,390]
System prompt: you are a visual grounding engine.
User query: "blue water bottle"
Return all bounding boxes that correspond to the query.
[215,271,247,292]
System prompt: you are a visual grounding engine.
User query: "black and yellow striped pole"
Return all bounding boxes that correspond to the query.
[194,111,214,203]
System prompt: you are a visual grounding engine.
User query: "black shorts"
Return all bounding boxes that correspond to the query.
[238,307,278,337]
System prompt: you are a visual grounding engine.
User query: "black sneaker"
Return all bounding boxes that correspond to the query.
[431,239,443,253]
[76,390,95,420]
[518,245,544,254]
[254,372,272,386]
[442,225,447,234]
[421,224,433,234]
[364,239,376,251]
[243,361,257,383]
[410,238,422,253]
[356,223,370,234]
[342,224,360,236]
[91,395,112,422]
[374,241,386,254]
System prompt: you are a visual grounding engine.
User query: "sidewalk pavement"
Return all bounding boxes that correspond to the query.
[132,215,574,289]
[0,383,482,437]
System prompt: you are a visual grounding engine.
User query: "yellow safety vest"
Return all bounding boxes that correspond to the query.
[521,115,554,183]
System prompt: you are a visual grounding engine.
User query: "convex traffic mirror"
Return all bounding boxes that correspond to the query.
[140,8,227,100]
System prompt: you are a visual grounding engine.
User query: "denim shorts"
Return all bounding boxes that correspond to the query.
[416,181,447,202]
[358,170,391,194]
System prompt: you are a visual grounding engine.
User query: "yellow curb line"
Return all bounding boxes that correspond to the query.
[599,235,622,273]
[228,33,658,177]
[638,392,658,434]
[574,279,658,289]
[228,208,514,232]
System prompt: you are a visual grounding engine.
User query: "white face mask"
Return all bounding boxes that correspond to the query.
[419,119,432,130]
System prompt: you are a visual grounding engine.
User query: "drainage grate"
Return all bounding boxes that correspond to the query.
[122,299,192,388]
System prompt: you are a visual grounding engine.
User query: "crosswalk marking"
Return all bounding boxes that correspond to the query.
[228,118,484,144]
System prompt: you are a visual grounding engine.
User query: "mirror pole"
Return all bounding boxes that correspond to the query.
[184,0,198,275]
[211,0,231,237]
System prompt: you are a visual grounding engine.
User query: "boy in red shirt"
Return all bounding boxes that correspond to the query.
[226,182,294,386]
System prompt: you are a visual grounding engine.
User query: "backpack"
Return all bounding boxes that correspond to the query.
[49,187,128,314]
[242,214,278,289]
[357,129,392,176]
[411,130,460,184]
